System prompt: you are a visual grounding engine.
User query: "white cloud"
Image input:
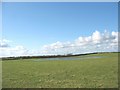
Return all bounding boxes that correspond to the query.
[92,30,101,44]
[0,30,119,57]
[0,45,30,57]
[0,39,30,57]
[41,30,119,55]
[0,39,11,48]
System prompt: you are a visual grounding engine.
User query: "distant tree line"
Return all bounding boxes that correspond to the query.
[1,52,119,60]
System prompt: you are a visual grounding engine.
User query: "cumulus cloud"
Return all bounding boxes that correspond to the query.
[0,30,119,57]
[0,45,30,57]
[0,39,11,48]
[0,39,30,57]
[41,30,119,55]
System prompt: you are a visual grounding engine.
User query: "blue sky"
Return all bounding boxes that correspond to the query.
[0,2,119,57]
[2,2,118,49]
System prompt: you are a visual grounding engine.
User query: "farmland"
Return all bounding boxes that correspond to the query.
[2,52,118,88]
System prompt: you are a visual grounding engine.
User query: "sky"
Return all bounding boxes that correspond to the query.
[0,2,119,57]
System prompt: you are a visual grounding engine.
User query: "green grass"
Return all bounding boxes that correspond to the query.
[2,53,118,88]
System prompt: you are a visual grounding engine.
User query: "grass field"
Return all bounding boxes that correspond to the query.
[2,53,118,88]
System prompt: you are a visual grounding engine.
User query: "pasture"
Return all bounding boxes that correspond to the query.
[2,53,118,88]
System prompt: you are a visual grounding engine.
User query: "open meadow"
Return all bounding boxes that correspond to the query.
[2,53,118,88]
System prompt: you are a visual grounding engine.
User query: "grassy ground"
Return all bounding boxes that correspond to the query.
[2,53,118,88]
